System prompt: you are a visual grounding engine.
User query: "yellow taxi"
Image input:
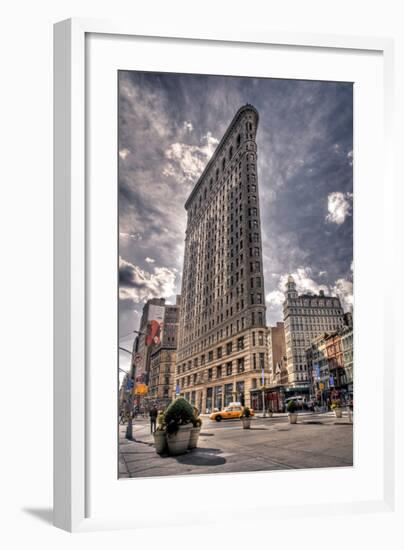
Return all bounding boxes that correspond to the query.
[209,402,255,422]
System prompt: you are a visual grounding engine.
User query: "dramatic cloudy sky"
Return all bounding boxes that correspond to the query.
[118,71,353,369]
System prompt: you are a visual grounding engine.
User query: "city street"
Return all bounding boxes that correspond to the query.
[119,412,353,478]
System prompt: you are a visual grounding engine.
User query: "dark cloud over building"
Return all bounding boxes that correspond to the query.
[118,71,353,349]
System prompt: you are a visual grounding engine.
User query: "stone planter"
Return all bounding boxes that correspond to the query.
[188,426,201,449]
[241,417,251,429]
[334,407,343,418]
[288,413,298,424]
[166,424,192,456]
[153,430,167,454]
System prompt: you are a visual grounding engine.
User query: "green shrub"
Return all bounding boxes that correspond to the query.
[164,397,194,435]
[240,406,251,418]
[286,400,297,413]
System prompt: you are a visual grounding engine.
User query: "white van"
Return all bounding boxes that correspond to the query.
[284,396,304,408]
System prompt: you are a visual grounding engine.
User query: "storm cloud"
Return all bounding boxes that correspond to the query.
[118,71,353,343]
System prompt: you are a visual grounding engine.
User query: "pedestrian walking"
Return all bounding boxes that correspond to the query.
[149,405,158,433]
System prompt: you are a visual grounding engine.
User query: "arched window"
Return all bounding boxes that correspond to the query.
[222,157,226,171]
[229,146,233,160]
[237,134,241,147]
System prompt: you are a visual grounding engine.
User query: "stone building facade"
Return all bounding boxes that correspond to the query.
[306,332,330,398]
[149,298,181,409]
[340,326,353,392]
[325,332,345,389]
[119,373,130,414]
[283,275,346,388]
[306,327,353,401]
[174,104,269,412]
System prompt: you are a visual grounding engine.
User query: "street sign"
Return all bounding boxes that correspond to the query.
[125,378,134,391]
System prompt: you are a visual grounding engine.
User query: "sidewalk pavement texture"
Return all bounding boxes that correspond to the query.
[119,412,353,479]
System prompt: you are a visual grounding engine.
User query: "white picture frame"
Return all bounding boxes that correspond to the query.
[54,18,396,532]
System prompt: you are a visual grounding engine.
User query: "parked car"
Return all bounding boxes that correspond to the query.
[209,403,255,422]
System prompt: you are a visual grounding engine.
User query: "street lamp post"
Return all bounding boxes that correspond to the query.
[119,330,146,441]
[262,386,266,418]
[261,367,266,418]
[120,347,135,440]
[233,375,237,402]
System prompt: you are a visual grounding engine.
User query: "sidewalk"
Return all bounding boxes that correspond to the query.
[119,412,353,478]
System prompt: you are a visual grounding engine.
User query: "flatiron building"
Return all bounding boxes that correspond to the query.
[174,105,269,412]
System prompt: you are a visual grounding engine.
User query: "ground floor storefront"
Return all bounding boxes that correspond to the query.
[178,381,353,414]
[176,380,353,415]
[317,386,353,407]
[177,374,265,413]
[250,385,312,412]
[250,388,284,413]
[183,380,247,413]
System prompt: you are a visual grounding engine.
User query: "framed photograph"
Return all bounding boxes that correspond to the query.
[54,18,395,532]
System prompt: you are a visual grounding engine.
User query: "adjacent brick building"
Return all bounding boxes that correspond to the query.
[267,322,288,386]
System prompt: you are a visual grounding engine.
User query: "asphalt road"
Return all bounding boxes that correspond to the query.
[200,411,323,428]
